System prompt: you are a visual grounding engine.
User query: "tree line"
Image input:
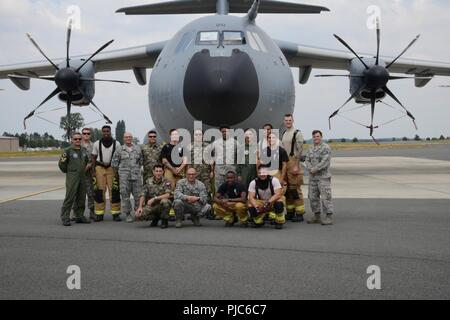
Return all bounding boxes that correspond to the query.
[3,113,130,148]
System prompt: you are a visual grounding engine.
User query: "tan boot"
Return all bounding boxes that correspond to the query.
[307,213,322,224]
[175,218,183,228]
[321,214,333,226]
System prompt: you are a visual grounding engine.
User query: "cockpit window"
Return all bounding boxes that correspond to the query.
[223,31,246,45]
[196,31,246,46]
[197,31,219,45]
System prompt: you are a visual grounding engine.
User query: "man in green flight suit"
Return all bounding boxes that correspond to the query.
[58,132,92,226]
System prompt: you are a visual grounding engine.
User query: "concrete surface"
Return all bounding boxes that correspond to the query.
[0,145,449,300]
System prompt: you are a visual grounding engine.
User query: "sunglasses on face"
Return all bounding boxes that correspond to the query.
[82,133,90,136]
[73,138,82,141]
[148,136,157,139]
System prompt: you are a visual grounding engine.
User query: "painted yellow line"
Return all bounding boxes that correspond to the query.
[0,186,64,205]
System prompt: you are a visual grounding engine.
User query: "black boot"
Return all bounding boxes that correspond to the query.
[62,220,71,227]
[286,212,294,221]
[113,215,122,222]
[150,219,159,227]
[94,215,104,222]
[160,219,169,229]
[292,214,304,223]
[76,217,91,224]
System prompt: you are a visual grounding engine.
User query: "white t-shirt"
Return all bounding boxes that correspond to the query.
[248,177,282,201]
[92,140,121,165]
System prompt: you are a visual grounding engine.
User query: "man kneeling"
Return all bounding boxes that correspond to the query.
[248,168,286,229]
[135,165,173,229]
[213,171,248,228]
[173,168,211,228]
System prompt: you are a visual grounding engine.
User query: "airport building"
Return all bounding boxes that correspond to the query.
[0,136,19,152]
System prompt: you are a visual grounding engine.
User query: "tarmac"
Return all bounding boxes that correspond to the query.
[0,144,449,300]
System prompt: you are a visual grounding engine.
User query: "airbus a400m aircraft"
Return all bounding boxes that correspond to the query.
[1,0,450,139]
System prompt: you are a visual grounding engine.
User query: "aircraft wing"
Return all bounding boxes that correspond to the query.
[275,40,450,86]
[0,41,167,79]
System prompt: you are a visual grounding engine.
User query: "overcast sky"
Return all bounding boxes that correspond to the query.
[0,0,449,142]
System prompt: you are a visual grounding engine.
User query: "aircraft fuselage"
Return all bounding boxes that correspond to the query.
[149,15,295,137]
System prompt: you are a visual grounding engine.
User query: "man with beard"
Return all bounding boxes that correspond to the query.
[247,168,286,230]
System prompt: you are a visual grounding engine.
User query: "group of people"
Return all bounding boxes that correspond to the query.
[58,114,335,229]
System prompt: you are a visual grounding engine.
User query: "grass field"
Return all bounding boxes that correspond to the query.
[325,140,450,151]
[0,140,448,157]
[0,150,62,158]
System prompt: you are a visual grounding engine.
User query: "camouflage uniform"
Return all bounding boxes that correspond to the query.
[141,142,163,183]
[112,144,143,216]
[59,146,90,223]
[140,177,173,221]
[82,141,95,217]
[208,138,238,190]
[236,143,257,190]
[189,142,213,201]
[173,179,211,220]
[305,143,334,215]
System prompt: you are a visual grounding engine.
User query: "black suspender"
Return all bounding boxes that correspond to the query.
[254,177,274,200]
[99,139,116,166]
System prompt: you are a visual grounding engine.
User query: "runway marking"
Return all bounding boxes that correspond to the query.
[0,233,448,265]
[0,186,64,205]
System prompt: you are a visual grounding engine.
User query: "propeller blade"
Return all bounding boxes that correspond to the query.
[23,87,61,129]
[80,78,130,84]
[386,35,421,69]
[315,74,363,78]
[439,85,450,88]
[328,83,366,130]
[369,93,376,136]
[66,19,73,68]
[26,33,59,71]
[382,85,418,130]
[8,74,55,81]
[66,92,72,139]
[375,18,381,65]
[76,40,114,72]
[334,34,369,69]
[88,99,113,124]
[389,76,433,80]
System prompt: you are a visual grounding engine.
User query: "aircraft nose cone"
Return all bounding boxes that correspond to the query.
[183,49,259,126]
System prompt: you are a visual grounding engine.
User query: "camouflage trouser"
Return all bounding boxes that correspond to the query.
[309,178,334,215]
[142,199,172,221]
[286,157,305,214]
[213,202,248,224]
[120,179,142,216]
[173,200,211,220]
[191,164,212,201]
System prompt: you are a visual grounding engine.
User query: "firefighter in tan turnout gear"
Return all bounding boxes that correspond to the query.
[91,125,122,222]
[281,114,306,222]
